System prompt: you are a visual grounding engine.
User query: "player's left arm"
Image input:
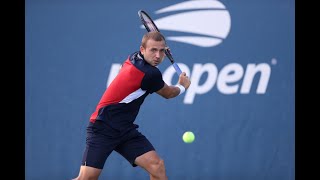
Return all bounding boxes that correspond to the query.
[157,72,191,99]
[156,83,181,99]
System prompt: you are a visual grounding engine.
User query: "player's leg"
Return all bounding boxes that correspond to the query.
[72,145,105,180]
[72,165,102,180]
[115,130,168,180]
[135,150,168,180]
[73,121,120,180]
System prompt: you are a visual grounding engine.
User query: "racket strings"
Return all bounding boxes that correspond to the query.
[141,14,158,32]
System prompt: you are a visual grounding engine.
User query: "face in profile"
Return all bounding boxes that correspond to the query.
[140,39,166,66]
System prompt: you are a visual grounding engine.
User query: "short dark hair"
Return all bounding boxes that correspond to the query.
[141,32,166,48]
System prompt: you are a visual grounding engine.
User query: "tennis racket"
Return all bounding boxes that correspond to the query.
[138,10,182,76]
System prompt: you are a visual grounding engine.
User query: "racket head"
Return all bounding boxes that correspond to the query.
[138,10,160,32]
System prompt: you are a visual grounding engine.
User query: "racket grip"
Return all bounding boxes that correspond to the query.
[172,63,182,76]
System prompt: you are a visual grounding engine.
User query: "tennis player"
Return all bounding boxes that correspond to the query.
[72,31,191,180]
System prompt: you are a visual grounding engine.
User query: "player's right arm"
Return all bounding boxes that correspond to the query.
[156,72,190,99]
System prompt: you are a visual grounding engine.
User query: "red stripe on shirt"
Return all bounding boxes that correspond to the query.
[90,59,145,122]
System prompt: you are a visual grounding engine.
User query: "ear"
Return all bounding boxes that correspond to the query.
[140,45,145,55]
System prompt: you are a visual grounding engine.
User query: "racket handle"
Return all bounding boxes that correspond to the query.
[172,63,182,76]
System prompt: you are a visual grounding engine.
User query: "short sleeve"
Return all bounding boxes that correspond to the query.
[141,67,165,93]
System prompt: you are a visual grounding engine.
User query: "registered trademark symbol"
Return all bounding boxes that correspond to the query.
[271,58,277,65]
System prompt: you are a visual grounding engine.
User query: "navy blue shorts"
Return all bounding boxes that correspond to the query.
[81,120,155,169]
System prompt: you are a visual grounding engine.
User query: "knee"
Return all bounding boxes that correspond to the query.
[150,159,166,177]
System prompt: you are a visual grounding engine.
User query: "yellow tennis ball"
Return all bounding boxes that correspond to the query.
[182,131,195,143]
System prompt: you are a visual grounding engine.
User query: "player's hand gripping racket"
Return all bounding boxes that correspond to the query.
[138,10,182,76]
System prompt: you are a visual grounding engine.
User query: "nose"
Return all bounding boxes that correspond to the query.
[155,51,160,58]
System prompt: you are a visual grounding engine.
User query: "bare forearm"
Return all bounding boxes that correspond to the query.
[157,72,190,99]
[157,84,181,99]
